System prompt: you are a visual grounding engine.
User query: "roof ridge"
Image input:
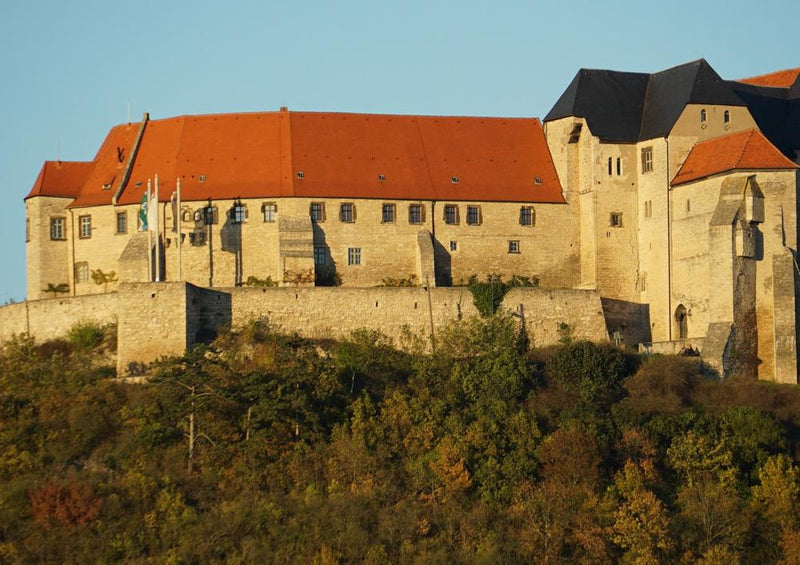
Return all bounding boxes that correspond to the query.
[733,129,755,168]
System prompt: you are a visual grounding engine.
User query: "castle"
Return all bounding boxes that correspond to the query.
[21,60,800,382]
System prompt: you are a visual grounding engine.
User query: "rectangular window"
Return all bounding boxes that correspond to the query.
[263,203,277,222]
[78,215,92,239]
[348,247,361,266]
[450,241,457,252]
[231,203,247,223]
[340,203,355,223]
[508,240,520,254]
[610,212,623,227]
[382,203,395,223]
[203,206,218,225]
[314,246,326,266]
[310,202,325,222]
[466,206,481,226]
[116,211,127,234]
[616,157,621,175]
[519,206,535,226]
[409,204,424,224]
[26,218,30,242]
[50,217,66,240]
[75,262,89,283]
[444,204,459,225]
[641,147,653,173]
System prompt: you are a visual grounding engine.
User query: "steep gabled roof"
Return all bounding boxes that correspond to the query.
[544,69,649,142]
[672,129,798,186]
[639,59,745,140]
[55,110,564,208]
[545,59,746,143]
[25,160,93,200]
[738,68,800,89]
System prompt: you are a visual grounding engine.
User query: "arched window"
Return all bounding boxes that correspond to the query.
[675,304,688,339]
[723,110,730,124]
[700,109,707,123]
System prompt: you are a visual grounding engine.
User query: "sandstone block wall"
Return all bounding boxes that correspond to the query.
[0,293,118,344]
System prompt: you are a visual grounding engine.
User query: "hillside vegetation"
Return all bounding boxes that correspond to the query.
[2,317,800,564]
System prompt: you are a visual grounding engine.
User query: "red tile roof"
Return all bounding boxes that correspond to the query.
[737,68,800,88]
[47,110,563,208]
[672,129,798,186]
[25,160,93,200]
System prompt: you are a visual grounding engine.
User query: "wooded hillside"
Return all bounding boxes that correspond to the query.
[1,318,800,564]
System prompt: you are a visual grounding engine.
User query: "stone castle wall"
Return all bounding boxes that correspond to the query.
[0,283,611,375]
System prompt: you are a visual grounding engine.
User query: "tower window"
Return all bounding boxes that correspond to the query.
[608,157,613,176]
[724,110,730,124]
[641,147,654,173]
[610,212,623,227]
[700,109,707,123]
[616,157,621,175]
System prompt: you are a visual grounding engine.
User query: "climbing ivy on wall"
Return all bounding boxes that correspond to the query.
[467,274,538,317]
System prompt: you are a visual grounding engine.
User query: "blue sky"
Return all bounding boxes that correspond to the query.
[1,0,797,302]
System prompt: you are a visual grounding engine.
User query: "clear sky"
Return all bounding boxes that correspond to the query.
[1,0,797,302]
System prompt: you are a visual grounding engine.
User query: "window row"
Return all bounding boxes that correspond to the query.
[313,240,523,266]
[700,108,731,125]
[48,203,537,241]
[607,157,622,176]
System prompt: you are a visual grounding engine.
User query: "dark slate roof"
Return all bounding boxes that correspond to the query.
[639,60,745,140]
[544,69,649,142]
[545,59,747,143]
[729,80,800,158]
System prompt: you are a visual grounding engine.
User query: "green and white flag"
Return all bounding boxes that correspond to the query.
[139,190,149,231]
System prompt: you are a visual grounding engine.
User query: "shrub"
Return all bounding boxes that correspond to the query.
[67,322,105,351]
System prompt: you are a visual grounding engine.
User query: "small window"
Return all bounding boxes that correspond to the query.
[644,201,652,219]
[340,203,355,223]
[25,218,30,243]
[686,199,691,213]
[116,212,127,234]
[519,206,535,227]
[75,262,89,283]
[508,240,520,254]
[568,122,582,143]
[230,203,247,224]
[263,203,277,222]
[450,176,459,184]
[314,246,326,266]
[724,110,730,124]
[310,202,325,222]
[641,147,653,173]
[348,247,361,266]
[409,204,424,224]
[534,177,542,185]
[450,241,457,252]
[608,157,613,176]
[444,204,459,225]
[616,157,621,176]
[203,206,218,225]
[382,203,395,223]
[466,205,481,226]
[610,212,623,227]
[50,217,66,240]
[78,215,92,239]
[700,109,707,123]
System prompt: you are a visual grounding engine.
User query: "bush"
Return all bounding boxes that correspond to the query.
[67,322,105,351]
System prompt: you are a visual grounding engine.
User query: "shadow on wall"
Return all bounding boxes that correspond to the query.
[433,238,453,287]
[220,203,243,286]
[601,298,651,347]
[313,224,339,286]
[188,286,232,345]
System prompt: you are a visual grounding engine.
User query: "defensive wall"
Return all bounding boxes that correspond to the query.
[0,283,612,375]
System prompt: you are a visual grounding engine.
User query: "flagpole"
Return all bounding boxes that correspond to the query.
[176,177,182,281]
[154,173,161,282]
[146,180,152,282]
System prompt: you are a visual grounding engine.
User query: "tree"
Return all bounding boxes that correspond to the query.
[43,282,69,295]
[90,269,118,293]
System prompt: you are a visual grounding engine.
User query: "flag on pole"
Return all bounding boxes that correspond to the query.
[139,190,149,231]
[147,184,158,233]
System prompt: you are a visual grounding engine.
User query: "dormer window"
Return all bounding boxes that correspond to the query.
[451,176,459,184]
